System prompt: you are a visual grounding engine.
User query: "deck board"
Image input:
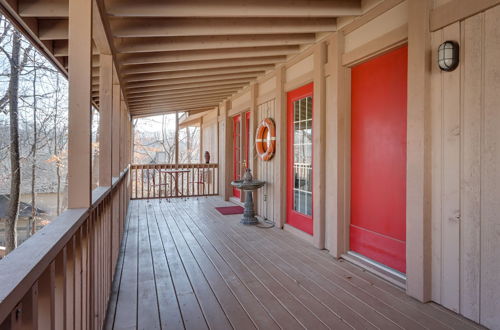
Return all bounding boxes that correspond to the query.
[106,198,482,330]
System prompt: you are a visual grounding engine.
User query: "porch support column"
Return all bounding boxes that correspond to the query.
[112,71,121,178]
[199,117,203,163]
[406,0,432,302]
[325,32,348,258]
[274,66,286,228]
[175,111,179,165]
[249,83,258,209]
[120,98,126,172]
[67,0,92,208]
[312,42,327,249]
[221,100,232,200]
[98,54,113,187]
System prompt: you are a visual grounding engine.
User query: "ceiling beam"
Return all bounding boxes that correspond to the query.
[105,0,360,17]
[118,45,299,65]
[130,99,221,111]
[54,40,99,56]
[127,85,243,100]
[18,0,360,18]
[131,106,216,117]
[128,88,240,101]
[128,93,234,106]
[126,78,252,95]
[19,0,68,17]
[121,56,284,75]
[110,17,337,37]
[38,19,68,40]
[114,34,315,53]
[129,91,233,104]
[124,65,274,83]
[125,72,262,89]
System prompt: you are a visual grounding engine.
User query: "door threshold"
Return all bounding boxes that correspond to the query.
[341,251,406,289]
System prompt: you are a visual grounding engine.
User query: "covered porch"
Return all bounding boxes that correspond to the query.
[105,198,478,330]
[0,0,499,329]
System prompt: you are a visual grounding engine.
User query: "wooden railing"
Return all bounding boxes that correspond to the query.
[0,169,130,330]
[130,163,219,199]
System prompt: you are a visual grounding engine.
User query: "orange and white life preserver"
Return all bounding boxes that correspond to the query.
[255,118,276,161]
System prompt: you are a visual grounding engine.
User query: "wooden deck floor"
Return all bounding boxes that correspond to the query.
[105,198,481,330]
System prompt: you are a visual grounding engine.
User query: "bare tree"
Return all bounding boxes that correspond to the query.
[4,30,30,253]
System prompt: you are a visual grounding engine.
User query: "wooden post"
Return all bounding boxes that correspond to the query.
[99,55,113,187]
[175,111,179,165]
[312,42,327,249]
[223,100,232,200]
[112,71,121,178]
[249,83,258,209]
[67,0,92,209]
[325,32,348,257]
[274,66,286,228]
[120,100,126,173]
[199,117,204,163]
[406,0,432,302]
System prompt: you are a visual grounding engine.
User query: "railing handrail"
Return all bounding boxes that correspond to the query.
[0,168,129,323]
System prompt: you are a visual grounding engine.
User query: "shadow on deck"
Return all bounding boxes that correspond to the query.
[104,197,480,330]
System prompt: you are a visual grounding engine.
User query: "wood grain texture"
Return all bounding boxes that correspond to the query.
[104,198,482,330]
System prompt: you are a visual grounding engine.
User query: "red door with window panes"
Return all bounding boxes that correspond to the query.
[286,83,314,234]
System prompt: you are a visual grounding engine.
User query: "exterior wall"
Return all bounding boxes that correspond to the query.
[215,1,500,327]
[429,6,500,327]
[201,111,218,163]
[256,99,277,222]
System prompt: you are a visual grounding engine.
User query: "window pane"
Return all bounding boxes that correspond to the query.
[292,95,313,216]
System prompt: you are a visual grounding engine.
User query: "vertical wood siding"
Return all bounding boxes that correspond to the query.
[256,99,277,223]
[430,5,500,328]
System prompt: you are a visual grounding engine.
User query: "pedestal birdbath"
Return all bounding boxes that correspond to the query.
[231,168,265,225]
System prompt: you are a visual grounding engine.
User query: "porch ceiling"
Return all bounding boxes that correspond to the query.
[0,0,361,115]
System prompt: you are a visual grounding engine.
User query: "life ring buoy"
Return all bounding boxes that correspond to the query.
[255,118,276,161]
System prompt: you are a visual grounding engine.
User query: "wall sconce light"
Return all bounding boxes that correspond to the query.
[438,41,459,72]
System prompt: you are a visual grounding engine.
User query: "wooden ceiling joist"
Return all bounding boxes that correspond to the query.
[104,0,361,18]
[118,45,300,66]
[131,106,215,117]
[128,88,238,102]
[124,65,274,83]
[5,0,345,117]
[126,86,243,100]
[128,92,235,105]
[114,34,316,53]
[126,78,252,95]
[121,56,286,75]
[38,19,67,40]
[110,17,337,38]
[130,99,221,111]
[125,72,262,89]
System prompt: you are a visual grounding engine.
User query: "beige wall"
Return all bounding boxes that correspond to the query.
[201,120,218,163]
[215,1,500,328]
[430,6,500,327]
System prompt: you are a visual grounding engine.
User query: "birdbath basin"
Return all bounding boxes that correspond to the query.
[231,169,265,225]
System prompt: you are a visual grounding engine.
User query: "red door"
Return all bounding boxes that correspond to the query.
[232,112,251,198]
[350,45,407,273]
[245,111,250,169]
[287,83,313,234]
[233,114,241,197]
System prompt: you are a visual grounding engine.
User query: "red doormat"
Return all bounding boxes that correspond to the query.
[215,206,244,215]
